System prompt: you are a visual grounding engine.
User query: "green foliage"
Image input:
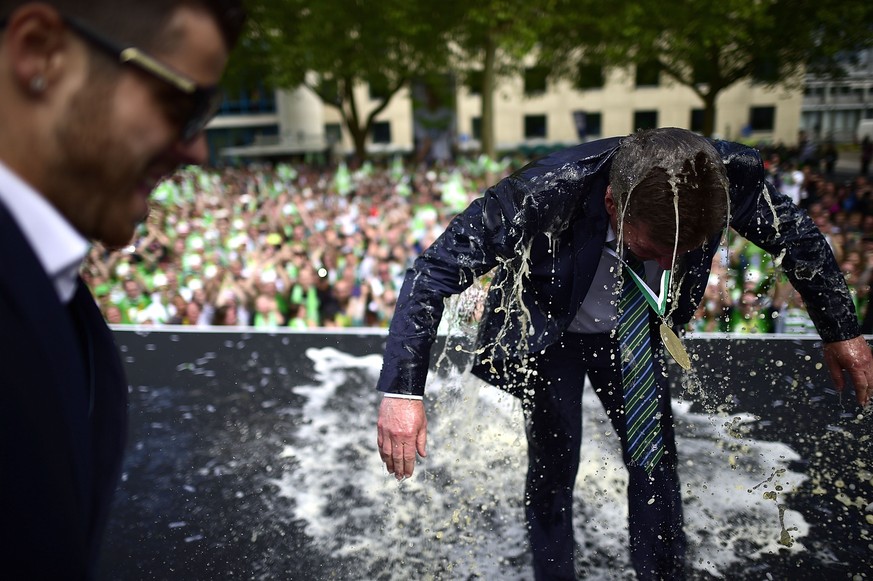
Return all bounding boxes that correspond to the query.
[239,0,452,89]
[540,0,873,136]
[225,0,458,158]
[438,0,564,157]
[444,0,561,83]
[221,0,873,152]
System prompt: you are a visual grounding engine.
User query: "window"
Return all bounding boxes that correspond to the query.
[634,110,658,130]
[690,109,705,133]
[371,121,391,144]
[208,126,277,150]
[587,113,603,137]
[635,62,660,87]
[749,106,775,131]
[572,111,602,139]
[585,112,602,137]
[575,63,604,90]
[525,114,547,139]
[219,81,277,114]
[206,125,278,165]
[471,116,482,141]
[524,67,549,96]
[325,123,343,145]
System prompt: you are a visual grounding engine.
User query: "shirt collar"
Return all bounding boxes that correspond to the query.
[605,225,617,249]
[0,161,90,303]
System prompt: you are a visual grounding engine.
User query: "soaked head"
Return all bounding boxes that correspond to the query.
[608,128,729,264]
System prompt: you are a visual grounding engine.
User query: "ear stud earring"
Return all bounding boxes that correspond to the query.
[29,75,46,93]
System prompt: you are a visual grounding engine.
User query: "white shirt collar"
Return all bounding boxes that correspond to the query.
[606,224,617,247]
[0,161,90,303]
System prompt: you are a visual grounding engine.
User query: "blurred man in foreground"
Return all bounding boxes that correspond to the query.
[0,1,245,577]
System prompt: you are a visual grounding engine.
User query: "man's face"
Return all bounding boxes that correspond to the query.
[105,305,123,324]
[605,185,696,269]
[620,220,697,270]
[47,7,229,248]
[124,279,140,298]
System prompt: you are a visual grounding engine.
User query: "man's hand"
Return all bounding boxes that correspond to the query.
[377,397,427,480]
[823,336,873,407]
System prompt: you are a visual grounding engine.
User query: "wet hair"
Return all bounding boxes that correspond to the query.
[610,127,729,249]
[0,0,246,51]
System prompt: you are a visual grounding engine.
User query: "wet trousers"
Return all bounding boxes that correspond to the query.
[523,332,686,581]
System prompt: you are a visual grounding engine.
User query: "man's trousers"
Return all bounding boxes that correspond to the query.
[522,332,686,580]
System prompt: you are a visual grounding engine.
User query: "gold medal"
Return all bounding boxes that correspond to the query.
[659,322,691,370]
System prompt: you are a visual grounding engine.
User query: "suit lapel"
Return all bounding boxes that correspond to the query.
[569,175,611,313]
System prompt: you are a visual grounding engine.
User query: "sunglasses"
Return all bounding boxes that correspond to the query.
[65,16,223,142]
[0,15,221,142]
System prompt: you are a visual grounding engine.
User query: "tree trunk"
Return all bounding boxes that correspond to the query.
[342,80,368,163]
[350,125,368,163]
[702,90,718,138]
[481,31,497,161]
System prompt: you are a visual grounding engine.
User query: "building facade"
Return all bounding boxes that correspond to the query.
[211,64,803,163]
[800,49,873,144]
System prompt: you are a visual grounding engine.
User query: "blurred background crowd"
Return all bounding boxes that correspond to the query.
[82,141,873,335]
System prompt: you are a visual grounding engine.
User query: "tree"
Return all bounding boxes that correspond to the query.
[443,0,560,160]
[229,0,457,161]
[539,0,873,137]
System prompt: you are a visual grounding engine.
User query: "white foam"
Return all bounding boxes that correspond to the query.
[267,348,809,579]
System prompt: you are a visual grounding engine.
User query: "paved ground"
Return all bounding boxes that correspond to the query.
[99,330,873,581]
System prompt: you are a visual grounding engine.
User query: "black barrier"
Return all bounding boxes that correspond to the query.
[100,329,873,580]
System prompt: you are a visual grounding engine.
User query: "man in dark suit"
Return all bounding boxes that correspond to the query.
[0,2,245,578]
[376,128,873,580]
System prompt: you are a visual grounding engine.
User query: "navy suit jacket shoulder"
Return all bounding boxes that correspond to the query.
[377,137,859,397]
[0,202,128,580]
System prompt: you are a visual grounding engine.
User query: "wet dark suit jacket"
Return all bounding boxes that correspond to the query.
[0,202,128,580]
[377,136,860,397]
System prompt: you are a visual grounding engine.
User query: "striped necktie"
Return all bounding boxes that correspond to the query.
[619,254,664,474]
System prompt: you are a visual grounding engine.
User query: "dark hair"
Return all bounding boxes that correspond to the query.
[610,127,729,249]
[0,0,246,50]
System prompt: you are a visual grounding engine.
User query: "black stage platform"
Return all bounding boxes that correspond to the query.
[99,330,873,580]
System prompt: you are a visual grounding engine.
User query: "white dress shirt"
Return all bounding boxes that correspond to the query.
[0,161,89,304]
[568,226,663,334]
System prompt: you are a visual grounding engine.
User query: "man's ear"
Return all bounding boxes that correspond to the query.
[604,184,624,234]
[3,5,68,98]
[604,185,616,218]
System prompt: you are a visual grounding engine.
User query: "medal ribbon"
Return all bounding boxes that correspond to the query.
[605,246,671,316]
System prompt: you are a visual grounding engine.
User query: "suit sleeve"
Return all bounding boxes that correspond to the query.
[724,144,860,342]
[376,175,537,396]
[376,141,617,396]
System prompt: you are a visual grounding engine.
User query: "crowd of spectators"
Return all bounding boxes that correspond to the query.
[690,138,873,334]
[82,154,511,330]
[82,140,873,336]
